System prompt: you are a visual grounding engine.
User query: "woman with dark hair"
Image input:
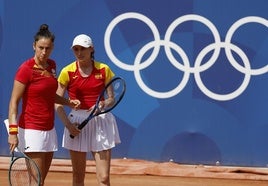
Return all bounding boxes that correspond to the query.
[7,24,80,185]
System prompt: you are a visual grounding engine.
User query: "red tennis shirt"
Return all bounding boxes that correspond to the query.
[57,61,114,110]
[15,58,58,130]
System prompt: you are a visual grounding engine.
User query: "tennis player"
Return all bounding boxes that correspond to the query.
[7,24,80,186]
[55,34,121,186]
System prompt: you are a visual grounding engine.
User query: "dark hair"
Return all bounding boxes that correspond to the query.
[34,24,55,43]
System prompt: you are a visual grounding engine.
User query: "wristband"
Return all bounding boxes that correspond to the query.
[9,124,18,135]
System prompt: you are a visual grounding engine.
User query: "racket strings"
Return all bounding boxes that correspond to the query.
[104,79,125,110]
[10,158,40,186]
[71,77,126,137]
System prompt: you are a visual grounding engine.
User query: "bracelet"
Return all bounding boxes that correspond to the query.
[9,124,18,135]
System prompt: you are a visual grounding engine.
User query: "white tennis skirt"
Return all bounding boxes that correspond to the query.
[62,109,121,152]
[18,127,58,152]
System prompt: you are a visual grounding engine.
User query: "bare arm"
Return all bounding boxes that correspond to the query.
[8,80,25,152]
[99,85,115,109]
[55,83,80,137]
[55,93,80,109]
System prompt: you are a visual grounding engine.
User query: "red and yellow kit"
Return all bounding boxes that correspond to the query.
[58,61,114,109]
[15,58,57,130]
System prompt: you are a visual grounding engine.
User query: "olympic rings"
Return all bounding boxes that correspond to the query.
[225,16,268,75]
[104,12,268,100]
[194,42,251,101]
[134,40,190,98]
[104,12,161,71]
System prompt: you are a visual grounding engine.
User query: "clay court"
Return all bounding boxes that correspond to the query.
[1,157,268,186]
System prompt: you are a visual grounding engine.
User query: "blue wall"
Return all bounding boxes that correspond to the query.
[1,0,268,167]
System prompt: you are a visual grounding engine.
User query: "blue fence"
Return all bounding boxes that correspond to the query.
[1,0,268,167]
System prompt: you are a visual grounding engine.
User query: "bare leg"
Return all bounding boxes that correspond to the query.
[26,151,53,186]
[70,150,87,186]
[92,149,111,186]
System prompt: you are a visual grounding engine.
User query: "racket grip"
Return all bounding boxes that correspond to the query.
[78,119,89,130]
[70,119,89,139]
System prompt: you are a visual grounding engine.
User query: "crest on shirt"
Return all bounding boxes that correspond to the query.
[95,73,103,79]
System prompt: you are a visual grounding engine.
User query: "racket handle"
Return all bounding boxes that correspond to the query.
[78,119,89,130]
[69,118,90,139]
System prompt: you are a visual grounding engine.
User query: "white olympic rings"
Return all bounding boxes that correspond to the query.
[104,12,268,100]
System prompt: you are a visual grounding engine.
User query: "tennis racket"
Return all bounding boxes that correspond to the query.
[4,119,41,185]
[8,148,41,186]
[70,76,126,138]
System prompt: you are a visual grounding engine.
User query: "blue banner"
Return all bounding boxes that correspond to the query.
[0,0,268,167]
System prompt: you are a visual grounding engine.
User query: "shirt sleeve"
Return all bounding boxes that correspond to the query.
[15,63,32,84]
[105,66,115,84]
[57,67,70,87]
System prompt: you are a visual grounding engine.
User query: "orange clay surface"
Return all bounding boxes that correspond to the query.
[1,157,268,186]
